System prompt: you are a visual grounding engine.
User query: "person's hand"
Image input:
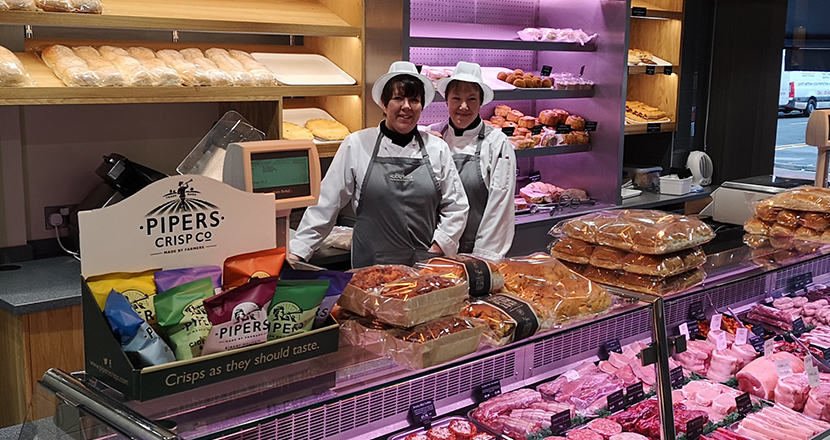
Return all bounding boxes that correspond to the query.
[428,243,444,255]
[425,130,443,139]
[288,253,304,262]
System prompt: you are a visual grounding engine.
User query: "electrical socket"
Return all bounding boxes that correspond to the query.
[44,205,77,229]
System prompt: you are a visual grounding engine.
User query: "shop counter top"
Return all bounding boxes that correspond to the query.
[0,256,81,315]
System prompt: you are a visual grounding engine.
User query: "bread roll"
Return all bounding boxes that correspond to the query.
[770,235,793,249]
[0,45,33,87]
[5,0,36,10]
[177,49,232,86]
[125,47,181,86]
[37,0,99,12]
[98,46,155,86]
[769,223,796,237]
[800,212,830,231]
[550,237,595,265]
[565,115,585,131]
[776,209,801,228]
[754,199,781,222]
[744,216,770,235]
[589,246,627,270]
[770,186,830,213]
[795,226,821,240]
[623,247,706,278]
[36,0,71,11]
[41,45,102,87]
[71,46,127,86]
[743,234,769,249]
[205,48,253,86]
[156,49,212,86]
[228,50,275,86]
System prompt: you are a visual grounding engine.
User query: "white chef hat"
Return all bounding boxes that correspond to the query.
[371,61,436,108]
[437,61,494,105]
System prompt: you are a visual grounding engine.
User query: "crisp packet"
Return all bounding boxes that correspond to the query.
[104,290,175,367]
[87,270,157,325]
[201,276,276,355]
[267,279,329,340]
[279,268,353,328]
[155,266,222,294]
[154,277,214,360]
[223,247,287,290]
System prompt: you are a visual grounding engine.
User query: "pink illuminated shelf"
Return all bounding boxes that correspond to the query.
[408,21,597,52]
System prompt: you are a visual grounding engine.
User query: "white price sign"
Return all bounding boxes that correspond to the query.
[764,338,775,357]
[809,366,821,388]
[806,355,814,371]
[735,328,748,346]
[564,370,580,382]
[711,314,723,331]
[715,331,728,351]
[775,358,793,378]
[679,323,690,339]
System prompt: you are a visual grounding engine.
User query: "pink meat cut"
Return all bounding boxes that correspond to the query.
[707,350,741,383]
[736,351,805,400]
[774,374,810,411]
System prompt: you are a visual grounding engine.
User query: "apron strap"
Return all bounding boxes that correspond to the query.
[355,130,385,217]
[417,132,442,196]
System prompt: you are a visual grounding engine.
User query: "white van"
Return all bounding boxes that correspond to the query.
[779,50,830,116]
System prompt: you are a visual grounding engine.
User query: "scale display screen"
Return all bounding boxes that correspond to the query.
[250,150,311,199]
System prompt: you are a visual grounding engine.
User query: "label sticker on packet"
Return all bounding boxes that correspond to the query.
[155,265,222,294]
[223,247,286,290]
[201,276,277,355]
[482,293,540,342]
[104,290,175,367]
[267,279,329,340]
[154,277,215,360]
[87,270,157,325]
[279,268,353,328]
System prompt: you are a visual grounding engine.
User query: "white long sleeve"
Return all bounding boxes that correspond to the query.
[290,125,469,261]
[429,120,517,259]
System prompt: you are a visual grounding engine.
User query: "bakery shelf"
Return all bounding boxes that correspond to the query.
[408,21,596,52]
[630,0,683,21]
[627,64,679,75]
[514,143,591,158]
[624,121,677,135]
[433,88,594,103]
[0,53,360,106]
[0,0,360,37]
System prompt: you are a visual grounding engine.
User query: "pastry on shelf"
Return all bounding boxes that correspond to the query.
[551,71,594,90]
[0,45,35,87]
[628,49,658,65]
[517,27,598,46]
[625,100,670,123]
[496,69,550,89]
[36,0,103,14]
[282,122,314,141]
[305,118,350,141]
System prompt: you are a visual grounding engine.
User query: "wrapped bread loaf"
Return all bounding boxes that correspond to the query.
[566,262,706,296]
[228,50,275,86]
[755,199,781,222]
[126,47,182,86]
[156,49,212,86]
[3,0,36,10]
[554,209,715,255]
[801,212,830,231]
[769,186,830,213]
[71,46,127,86]
[205,48,253,86]
[41,45,102,87]
[36,0,102,13]
[178,48,232,86]
[98,46,155,86]
[0,45,34,87]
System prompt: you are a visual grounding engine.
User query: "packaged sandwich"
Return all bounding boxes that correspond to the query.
[279,268,353,328]
[155,265,222,294]
[201,276,276,355]
[384,316,484,369]
[498,253,612,327]
[154,277,214,360]
[461,294,539,347]
[87,270,157,324]
[266,279,329,340]
[223,247,286,290]
[339,274,468,327]
[104,290,175,367]
[416,254,505,298]
[552,209,715,255]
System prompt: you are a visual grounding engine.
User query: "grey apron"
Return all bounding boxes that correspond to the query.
[351,130,442,267]
[445,123,490,254]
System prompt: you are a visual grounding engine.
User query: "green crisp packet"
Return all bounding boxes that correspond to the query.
[267,279,329,340]
[154,277,214,360]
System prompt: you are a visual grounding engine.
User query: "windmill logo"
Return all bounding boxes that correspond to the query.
[147,179,219,216]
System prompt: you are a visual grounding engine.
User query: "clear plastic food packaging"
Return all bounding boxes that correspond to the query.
[228,49,276,86]
[0,45,35,87]
[156,49,213,86]
[497,253,612,327]
[384,316,484,369]
[126,47,182,87]
[36,0,102,13]
[768,185,830,213]
[205,48,253,86]
[71,46,127,86]
[552,209,715,255]
[461,293,539,347]
[98,46,155,86]
[564,262,706,296]
[416,254,505,298]
[179,48,233,86]
[339,272,468,327]
[4,0,36,10]
[41,44,102,87]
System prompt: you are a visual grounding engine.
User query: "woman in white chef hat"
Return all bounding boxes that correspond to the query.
[428,61,517,259]
[289,61,469,267]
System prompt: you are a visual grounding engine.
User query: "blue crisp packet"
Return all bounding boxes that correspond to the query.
[155,266,222,294]
[280,268,353,328]
[123,321,177,367]
[104,290,144,344]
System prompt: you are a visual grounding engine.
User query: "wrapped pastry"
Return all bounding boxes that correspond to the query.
[125,47,182,87]
[589,246,627,271]
[41,45,102,87]
[71,46,127,86]
[205,48,253,86]
[795,226,821,241]
[567,262,706,296]
[0,45,34,87]
[769,186,830,213]
[743,234,770,249]
[801,212,830,231]
[744,216,771,236]
[384,316,484,369]
[156,49,212,86]
[178,48,233,86]
[462,294,540,346]
[375,275,460,299]
[553,209,715,255]
[770,223,796,237]
[98,46,155,86]
[416,254,505,298]
[755,198,782,222]
[4,0,36,10]
[347,264,416,290]
[228,49,276,86]
[36,0,102,12]
[623,247,706,278]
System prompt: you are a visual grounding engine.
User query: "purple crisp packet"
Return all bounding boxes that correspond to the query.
[155,266,222,294]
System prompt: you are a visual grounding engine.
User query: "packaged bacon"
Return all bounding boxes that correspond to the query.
[416,254,505,298]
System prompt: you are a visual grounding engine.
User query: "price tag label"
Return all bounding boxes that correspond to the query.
[564,369,581,382]
[632,6,647,17]
[764,338,775,357]
[715,331,728,351]
[736,393,752,415]
[584,121,598,132]
[688,320,700,338]
[601,339,623,360]
[478,379,502,402]
[750,335,765,353]
[679,322,690,339]
[501,126,515,136]
[540,65,553,77]
[607,389,626,413]
[550,410,571,436]
[408,400,436,428]
[823,347,830,360]
[809,366,821,388]
[711,314,723,331]
[664,66,673,75]
[625,382,645,406]
[646,65,655,75]
[531,125,543,135]
[528,171,542,183]
[806,355,814,371]
[647,123,661,133]
[735,328,748,346]
[793,317,806,335]
[670,367,684,388]
[686,416,705,440]
[751,324,765,337]
[775,358,793,378]
[556,124,572,134]
[788,272,813,292]
[689,301,705,320]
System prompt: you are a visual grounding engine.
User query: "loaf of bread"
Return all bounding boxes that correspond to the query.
[126,47,182,87]
[769,186,830,213]
[558,209,715,255]
[754,199,781,222]
[178,48,232,86]
[98,46,155,86]
[36,0,101,13]
[42,45,102,87]
[228,50,275,86]
[156,49,212,86]
[205,48,253,86]
[550,236,594,265]
[0,45,33,87]
[589,246,627,271]
[71,46,127,86]
[3,0,36,10]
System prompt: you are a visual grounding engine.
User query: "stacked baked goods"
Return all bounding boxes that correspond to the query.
[496,68,552,89]
[39,45,277,87]
[0,45,34,87]
[485,104,590,149]
[551,71,595,90]
[551,209,714,296]
[0,0,102,12]
[628,49,657,65]
[625,100,670,123]
[283,118,349,141]
[517,181,588,205]
[516,27,598,46]
[744,233,821,267]
[744,187,830,248]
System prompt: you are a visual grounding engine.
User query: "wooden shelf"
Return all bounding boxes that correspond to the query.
[627,64,678,75]
[631,0,683,20]
[624,121,677,135]
[408,21,596,52]
[0,0,360,37]
[514,143,591,158]
[433,88,594,103]
[0,53,360,105]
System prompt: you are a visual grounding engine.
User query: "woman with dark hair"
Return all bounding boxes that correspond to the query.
[428,62,516,259]
[290,61,469,267]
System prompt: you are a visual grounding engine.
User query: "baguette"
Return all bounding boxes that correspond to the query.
[205,48,253,86]
[125,47,181,87]
[71,46,127,86]
[156,49,212,86]
[98,46,155,86]
[0,45,33,87]
[178,48,232,86]
[41,45,102,87]
[228,50,275,86]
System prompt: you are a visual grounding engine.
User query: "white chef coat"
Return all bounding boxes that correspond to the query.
[427,119,516,260]
[290,124,469,262]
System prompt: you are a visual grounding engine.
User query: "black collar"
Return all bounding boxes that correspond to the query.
[449,116,482,137]
[380,121,418,147]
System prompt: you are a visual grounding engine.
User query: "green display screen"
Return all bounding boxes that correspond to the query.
[250,151,311,198]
